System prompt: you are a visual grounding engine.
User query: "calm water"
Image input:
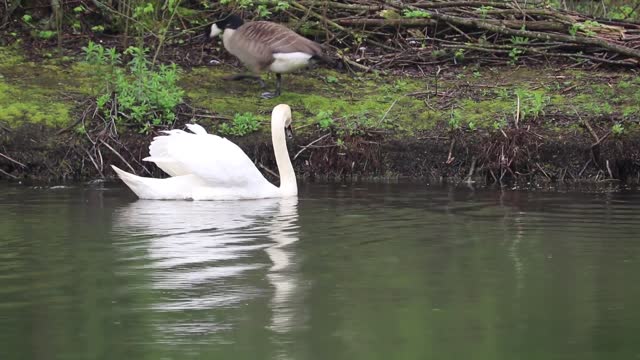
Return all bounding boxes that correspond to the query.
[1,182,640,360]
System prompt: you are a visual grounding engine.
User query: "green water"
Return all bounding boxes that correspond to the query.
[1,183,640,360]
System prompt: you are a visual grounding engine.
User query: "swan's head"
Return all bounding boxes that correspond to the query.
[272,104,293,139]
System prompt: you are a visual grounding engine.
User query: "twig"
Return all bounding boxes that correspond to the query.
[427,11,640,60]
[0,121,11,133]
[0,168,17,179]
[294,133,331,160]
[336,51,371,72]
[83,147,104,178]
[464,156,477,183]
[536,163,552,180]
[579,159,592,177]
[515,94,520,129]
[572,107,599,143]
[0,151,27,168]
[99,139,136,174]
[290,0,398,52]
[258,162,279,178]
[378,98,399,126]
[446,138,456,164]
[606,159,614,179]
[336,18,435,27]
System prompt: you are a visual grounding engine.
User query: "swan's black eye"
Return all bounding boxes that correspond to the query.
[285,125,293,139]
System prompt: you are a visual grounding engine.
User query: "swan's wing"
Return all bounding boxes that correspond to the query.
[145,128,272,189]
[146,125,215,176]
[146,130,192,176]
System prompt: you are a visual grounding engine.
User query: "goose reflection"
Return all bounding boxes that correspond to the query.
[113,197,301,338]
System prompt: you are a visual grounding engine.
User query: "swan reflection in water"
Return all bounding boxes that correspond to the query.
[113,197,301,338]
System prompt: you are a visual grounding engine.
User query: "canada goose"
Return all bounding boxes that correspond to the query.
[206,14,326,98]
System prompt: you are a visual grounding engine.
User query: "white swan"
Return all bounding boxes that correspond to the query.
[111,104,297,200]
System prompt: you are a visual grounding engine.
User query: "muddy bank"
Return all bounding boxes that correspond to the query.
[2,45,640,184]
[3,119,640,185]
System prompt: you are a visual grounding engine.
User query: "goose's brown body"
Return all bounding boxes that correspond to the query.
[223,21,324,74]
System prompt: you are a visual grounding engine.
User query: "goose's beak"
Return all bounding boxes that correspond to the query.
[285,125,293,140]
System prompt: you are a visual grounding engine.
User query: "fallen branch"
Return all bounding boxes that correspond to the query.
[427,12,640,61]
[0,151,27,168]
[0,168,17,179]
[294,133,331,160]
[99,139,136,174]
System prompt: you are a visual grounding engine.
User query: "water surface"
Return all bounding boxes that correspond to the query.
[1,183,640,360]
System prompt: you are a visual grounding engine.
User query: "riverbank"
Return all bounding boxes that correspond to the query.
[2,44,640,184]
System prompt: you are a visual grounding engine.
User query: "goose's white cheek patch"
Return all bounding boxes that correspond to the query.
[210,24,222,37]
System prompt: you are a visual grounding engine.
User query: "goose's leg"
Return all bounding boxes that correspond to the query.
[275,73,282,96]
[260,74,282,99]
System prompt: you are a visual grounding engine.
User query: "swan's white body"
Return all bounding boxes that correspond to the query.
[112,104,297,200]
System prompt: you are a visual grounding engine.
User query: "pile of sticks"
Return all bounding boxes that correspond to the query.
[269,1,640,69]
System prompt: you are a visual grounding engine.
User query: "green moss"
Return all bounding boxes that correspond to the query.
[0,47,24,67]
[3,45,640,137]
[181,67,438,134]
[0,81,71,127]
[452,98,513,129]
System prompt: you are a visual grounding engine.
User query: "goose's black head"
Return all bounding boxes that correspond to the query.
[206,14,244,38]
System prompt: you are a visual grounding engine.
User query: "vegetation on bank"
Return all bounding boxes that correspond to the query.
[3,43,640,138]
[1,1,640,182]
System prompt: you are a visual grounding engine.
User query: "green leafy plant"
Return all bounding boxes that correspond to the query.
[492,118,507,130]
[134,2,155,18]
[610,5,634,20]
[83,43,184,130]
[477,5,494,18]
[515,88,550,121]
[508,47,524,65]
[393,79,409,92]
[431,49,446,58]
[402,9,431,18]
[612,123,625,135]
[449,110,462,129]
[256,4,272,17]
[220,0,254,8]
[275,1,290,12]
[218,112,261,136]
[325,75,338,83]
[570,20,599,37]
[510,36,530,45]
[316,110,334,129]
[37,30,56,40]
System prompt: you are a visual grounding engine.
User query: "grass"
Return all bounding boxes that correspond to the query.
[2,44,640,137]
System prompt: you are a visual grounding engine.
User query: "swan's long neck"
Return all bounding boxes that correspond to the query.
[272,111,297,197]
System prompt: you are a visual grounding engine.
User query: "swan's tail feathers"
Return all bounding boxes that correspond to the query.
[111,165,202,200]
[111,165,155,199]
